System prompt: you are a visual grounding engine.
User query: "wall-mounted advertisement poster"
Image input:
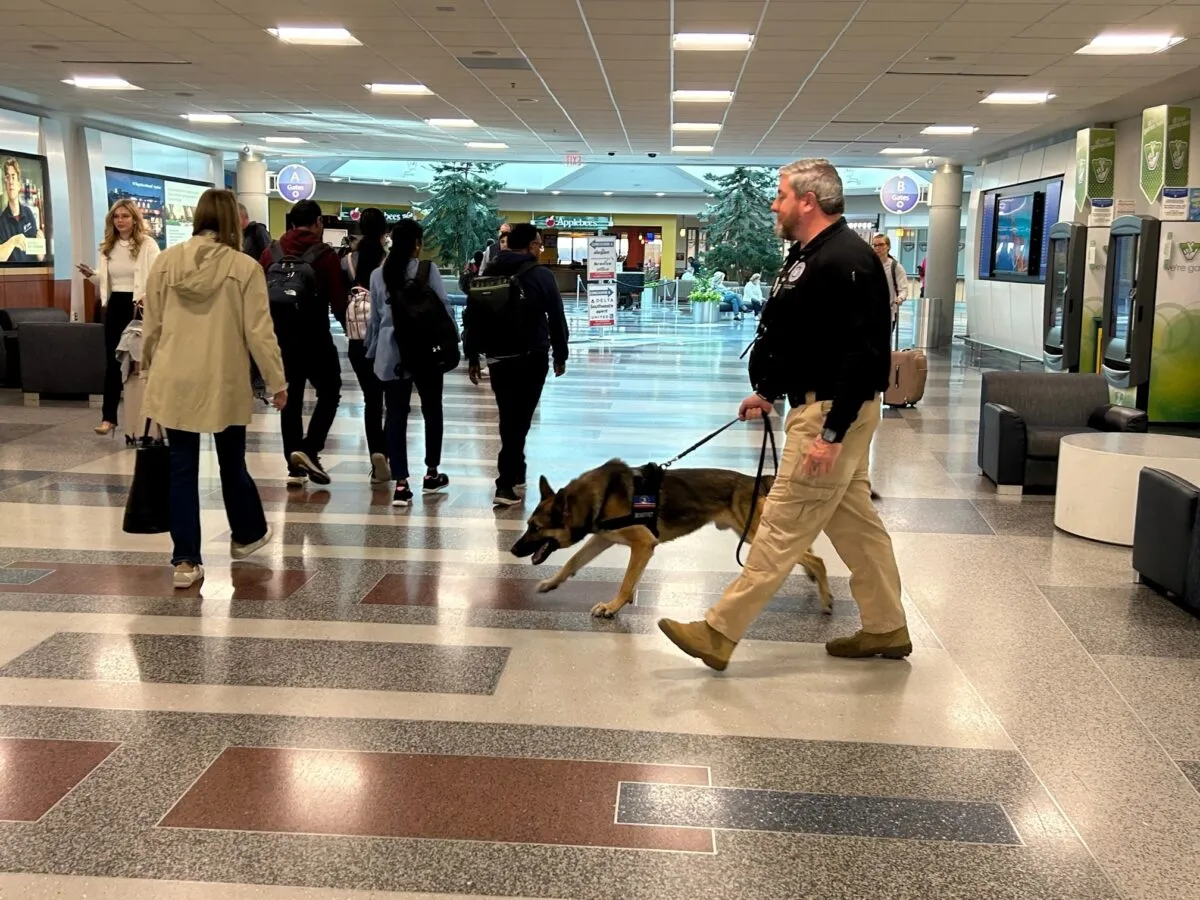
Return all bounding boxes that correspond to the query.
[1,150,52,267]
[105,167,209,250]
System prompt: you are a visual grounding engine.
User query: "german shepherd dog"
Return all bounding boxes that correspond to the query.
[510,460,832,619]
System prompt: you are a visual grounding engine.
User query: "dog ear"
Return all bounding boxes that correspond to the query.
[539,475,554,501]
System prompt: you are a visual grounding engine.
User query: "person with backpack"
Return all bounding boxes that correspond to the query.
[259,199,346,487]
[364,218,457,508]
[343,208,389,486]
[871,233,909,336]
[463,223,568,508]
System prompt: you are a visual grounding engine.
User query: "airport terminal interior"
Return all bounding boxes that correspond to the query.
[3,1,1200,898]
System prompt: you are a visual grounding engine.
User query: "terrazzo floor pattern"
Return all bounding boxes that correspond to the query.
[0,308,1197,900]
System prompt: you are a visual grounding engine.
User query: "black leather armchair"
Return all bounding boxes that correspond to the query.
[0,307,71,389]
[978,372,1148,493]
[1133,468,1200,615]
[17,322,106,404]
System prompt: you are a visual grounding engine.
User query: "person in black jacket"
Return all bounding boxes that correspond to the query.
[239,204,271,262]
[465,223,569,508]
[658,158,907,671]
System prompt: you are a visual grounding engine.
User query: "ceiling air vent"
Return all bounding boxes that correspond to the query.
[457,56,531,70]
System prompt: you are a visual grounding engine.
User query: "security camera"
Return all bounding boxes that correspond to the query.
[648,152,658,158]
[242,144,251,155]
[926,157,936,170]
[608,151,616,157]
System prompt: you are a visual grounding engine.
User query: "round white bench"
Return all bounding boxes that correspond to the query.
[1054,432,1200,546]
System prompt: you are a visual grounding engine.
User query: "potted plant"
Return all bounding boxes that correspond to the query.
[688,284,723,324]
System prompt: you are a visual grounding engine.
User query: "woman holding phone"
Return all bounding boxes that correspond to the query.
[78,199,160,436]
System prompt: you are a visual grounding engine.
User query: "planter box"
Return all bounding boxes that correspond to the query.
[692,301,719,324]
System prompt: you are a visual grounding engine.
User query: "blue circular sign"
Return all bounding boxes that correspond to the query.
[880,175,920,215]
[277,164,316,203]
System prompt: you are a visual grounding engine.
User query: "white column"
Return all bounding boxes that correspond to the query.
[926,163,964,347]
[236,151,269,224]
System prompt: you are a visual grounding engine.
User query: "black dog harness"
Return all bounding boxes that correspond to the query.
[596,462,664,538]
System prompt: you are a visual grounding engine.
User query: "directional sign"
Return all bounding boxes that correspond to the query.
[587,235,618,281]
[588,283,616,327]
[880,175,920,215]
[277,164,317,203]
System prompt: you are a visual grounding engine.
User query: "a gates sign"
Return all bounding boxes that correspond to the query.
[880,175,920,215]
[533,214,613,230]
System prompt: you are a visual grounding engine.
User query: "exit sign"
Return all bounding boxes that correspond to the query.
[564,152,583,166]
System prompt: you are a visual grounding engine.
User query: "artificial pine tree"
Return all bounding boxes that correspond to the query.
[699,166,782,283]
[416,162,503,267]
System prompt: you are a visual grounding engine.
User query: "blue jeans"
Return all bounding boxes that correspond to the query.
[167,426,267,566]
[722,290,742,314]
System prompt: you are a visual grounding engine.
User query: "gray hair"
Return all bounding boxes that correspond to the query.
[779,158,844,215]
[237,202,249,218]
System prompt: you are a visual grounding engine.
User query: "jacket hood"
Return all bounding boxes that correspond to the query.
[279,228,324,256]
[488,249,537,276]
[165,234,240,304]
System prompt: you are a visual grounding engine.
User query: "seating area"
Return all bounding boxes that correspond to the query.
[0,308,105,402]
[977,371,1148,493]
[1133,468,1200,614]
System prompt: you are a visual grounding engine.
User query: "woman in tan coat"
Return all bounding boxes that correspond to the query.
[141,189,287,589]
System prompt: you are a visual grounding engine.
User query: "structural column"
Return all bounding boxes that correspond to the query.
[925,163,964,348]
[236,150,269,225]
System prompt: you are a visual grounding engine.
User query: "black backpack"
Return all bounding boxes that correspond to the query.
[463,260,540,358]
[266,242,328,313]
[390,260,460,376]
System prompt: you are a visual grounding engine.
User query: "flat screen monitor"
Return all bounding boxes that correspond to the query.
[105,168,209,250]
[1,149,53,268]
[992,194,1036,275]
[1109,233,1138,346]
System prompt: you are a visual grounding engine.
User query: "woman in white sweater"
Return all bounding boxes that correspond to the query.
[78,200,160,435]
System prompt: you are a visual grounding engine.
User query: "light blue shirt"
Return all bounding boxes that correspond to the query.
[364,258,458,382]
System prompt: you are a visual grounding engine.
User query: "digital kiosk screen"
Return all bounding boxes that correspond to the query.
[1109,234,1138,344]
[105,168,209,250]
[1048,240,1069,329]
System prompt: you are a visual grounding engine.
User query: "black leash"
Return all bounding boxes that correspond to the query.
[735,414,778,568]
[661,418,741,469]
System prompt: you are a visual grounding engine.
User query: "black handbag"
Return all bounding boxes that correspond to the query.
[122,419,170,534]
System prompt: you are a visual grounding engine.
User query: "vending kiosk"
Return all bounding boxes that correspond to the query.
[1042,222,1088,372]
[1100,215,1161,410]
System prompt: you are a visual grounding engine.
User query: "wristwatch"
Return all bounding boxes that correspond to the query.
[821,427,840,444]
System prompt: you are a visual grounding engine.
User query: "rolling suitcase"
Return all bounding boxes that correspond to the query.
[884,348,927,408]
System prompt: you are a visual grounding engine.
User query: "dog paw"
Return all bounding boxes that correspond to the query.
[590,601,619,619]
[536,579,560,594]
[820,603,834,616]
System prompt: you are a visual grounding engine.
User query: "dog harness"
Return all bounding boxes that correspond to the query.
[596,463,663,538]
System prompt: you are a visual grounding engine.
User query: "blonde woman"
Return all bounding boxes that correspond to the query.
[77,200,160,435]
[141,189,287,588]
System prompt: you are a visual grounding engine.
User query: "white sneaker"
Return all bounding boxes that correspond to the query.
[370,453,390,485]
[173,564,204,589]
[231,526,272,560]
[286,471,308,488]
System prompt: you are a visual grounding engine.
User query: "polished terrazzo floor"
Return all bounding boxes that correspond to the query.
[0,303,1198,900]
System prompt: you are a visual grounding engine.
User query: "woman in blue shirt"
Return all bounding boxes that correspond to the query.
[364,219,457,507]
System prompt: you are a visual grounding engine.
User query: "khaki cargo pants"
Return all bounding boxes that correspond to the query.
[707,394,905,642]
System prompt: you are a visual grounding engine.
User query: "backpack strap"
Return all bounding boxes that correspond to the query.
[888,258,900,297]
[415,260,433,285]
[269,241,284,264]
[299,243,331,264]
[512,259,540,281]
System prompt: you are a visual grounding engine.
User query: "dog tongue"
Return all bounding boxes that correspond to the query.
[532,542,552,565]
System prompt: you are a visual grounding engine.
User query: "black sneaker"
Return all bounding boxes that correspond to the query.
[286,469,308,489]
[392,484,413,508]
[493,486,521,508]
[423,472,450,493]
[290,451,331,486]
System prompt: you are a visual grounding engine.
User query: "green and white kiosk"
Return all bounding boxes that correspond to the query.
[1042,222,1088,372]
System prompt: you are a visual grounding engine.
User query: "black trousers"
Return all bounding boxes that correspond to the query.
[101,292,135,424]
[347,339,385,456]
[275,327,342,469]
[488,352,549,489]
[384,372,444,482]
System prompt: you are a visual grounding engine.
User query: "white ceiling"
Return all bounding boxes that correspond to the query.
[2,0,1200,168]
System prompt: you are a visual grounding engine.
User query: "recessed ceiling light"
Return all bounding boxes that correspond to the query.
[672,90,734,103]
[980,91,1055,105]
[31,44,59,51]
[426,118,477,127]
[466,141,507,149]
[436,5,456,10]
[263,136,307,144]
[365,83,434,96]
[63,76,141,91]
[471,50,499,57]
[880,147,927,155]
[516,97,539,103]
[268,26,361,46]
[181,113,238,124]
[922,125,978,136]
[655,192,666,197]
[550,190,561,195]
[673,33,754,51]
[672,145,714,153]
[603,191,614,196]
[672,122,722,132]
[925,55,956,62]
[1077,33,1185,55]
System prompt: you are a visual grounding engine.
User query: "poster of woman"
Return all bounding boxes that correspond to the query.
[0,151,51,266]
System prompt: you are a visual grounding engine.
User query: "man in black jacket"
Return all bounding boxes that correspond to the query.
[659,158,907,671]
[239,203,271,262]
[465,223,569,507]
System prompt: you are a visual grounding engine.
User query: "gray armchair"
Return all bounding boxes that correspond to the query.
[977,372,1148,493]
[18,322,106,405]
[0,307,70,388]
[1133,468,1199,615]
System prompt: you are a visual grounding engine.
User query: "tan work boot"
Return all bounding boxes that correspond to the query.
[826,626,912,659]
[658,619,737,671]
